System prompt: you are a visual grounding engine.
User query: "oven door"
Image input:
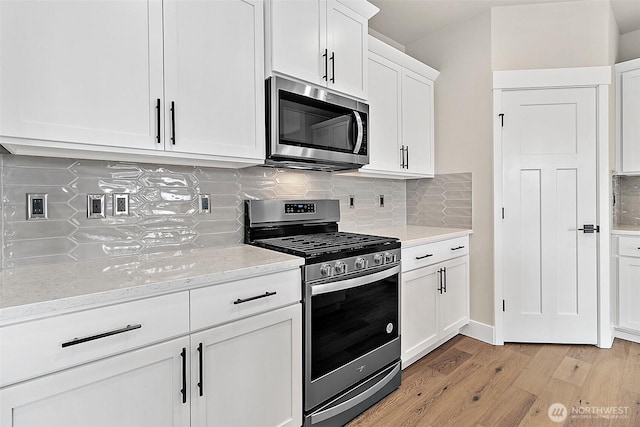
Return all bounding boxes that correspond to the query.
[267,76,368,168]
[305,264,400,411]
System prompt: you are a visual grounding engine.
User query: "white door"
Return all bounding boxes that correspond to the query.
[621,68,640,173]
[0,337,190,427]
[191,304,302,427]
[401,265,439,365]
[502,87,598,344]
[326,0,368,99]
[0,0,164,149]
[363,52,402,173]
[439,257,469,337]
[269,0,325,87]
[402,69,434,176]
[163,0,264,160]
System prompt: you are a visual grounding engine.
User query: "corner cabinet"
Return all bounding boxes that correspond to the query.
[400,236,470,368]
[0,269,302,427]
[344,36,439,179]
[615,235,640,342]
[0,0,265,168]
[265,0,379,100]
[616,58,640,174]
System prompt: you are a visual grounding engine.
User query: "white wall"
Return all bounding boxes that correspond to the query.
[619,29,640,62]
[406,12,494,326]
[492,0,615,70]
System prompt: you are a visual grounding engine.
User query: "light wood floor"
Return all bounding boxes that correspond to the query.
[347,336,640,427]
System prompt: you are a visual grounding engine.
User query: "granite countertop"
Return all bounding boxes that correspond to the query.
[341,225,473,248]
[0,245,304,324]
[612,225,640,235]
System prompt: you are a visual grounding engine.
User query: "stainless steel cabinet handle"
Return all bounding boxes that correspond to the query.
[61,324,142,348]
[233,291,277,305]
[415,253,433,260]
[451,246,465,251]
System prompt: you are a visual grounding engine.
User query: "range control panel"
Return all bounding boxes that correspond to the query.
[285,203,316,214]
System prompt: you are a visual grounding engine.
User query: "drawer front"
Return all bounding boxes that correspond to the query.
[402,236,469,272]
[0,292,189,387]
[190,269,302,331]
[619,236,640,258]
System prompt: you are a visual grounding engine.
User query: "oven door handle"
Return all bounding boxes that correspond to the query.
[311,265,400,296]
[309,363,401,424]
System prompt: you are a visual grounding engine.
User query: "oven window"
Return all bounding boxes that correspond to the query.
[279,91,360,153]
[310,271,398,381]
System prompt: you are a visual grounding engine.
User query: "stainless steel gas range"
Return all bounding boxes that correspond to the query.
[245,199,401,427]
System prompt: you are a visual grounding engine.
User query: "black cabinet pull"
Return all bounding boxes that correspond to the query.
[443,266,447,293]
[415,253,433,260]
[451,246,465,251]
[400,146,405,168]
[233,291,277,305]
[197,342,204,397]
[323,49,328,81]
[155,98,161,144]
[170,101,176,145]
[437,268,443,294]
[61,324,141,348]
[330,52,335,83]
[180,347,187,404]
[405,146,409,169]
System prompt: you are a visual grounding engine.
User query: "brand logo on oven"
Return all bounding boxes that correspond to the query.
[357,365,366,373]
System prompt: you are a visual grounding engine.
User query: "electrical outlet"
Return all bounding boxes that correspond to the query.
[113,194,129,216]
[87,194,106,219]
[349,195,355,208]
[27,193,48,220]
[199,194,211,214]
[379,195,385,208]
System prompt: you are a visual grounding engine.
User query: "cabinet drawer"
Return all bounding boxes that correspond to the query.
[402,236,469,272]
[190,269,302,331]
[0,292,189,387]
[619,236,640,258]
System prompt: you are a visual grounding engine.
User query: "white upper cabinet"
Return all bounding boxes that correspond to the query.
[348,36,438,179]
[0,0,265,168]
[0,0,164,150]
[265,0,378,100]
[163,0,264,161]
[616,58,640,174]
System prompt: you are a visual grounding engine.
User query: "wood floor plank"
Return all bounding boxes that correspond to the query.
[622,341,640,394]
[453,335,493,355]
[567,344,600,364]
[552,356,593,387]
[504,342,542,358]
[517,378,580,427]
[425,346,473,375]
[512,344,570,395]
[611,387,640,427]
[478,385,537,427]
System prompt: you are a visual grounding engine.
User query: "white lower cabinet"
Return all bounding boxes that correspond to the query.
[617,236,640,337]
[401,237,469,368]
[191,304,302,427]
[0,337,190,427]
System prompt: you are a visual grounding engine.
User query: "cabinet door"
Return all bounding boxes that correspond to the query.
[0,0,163,150]
[326,0,368,99]
[619,257,640,331]
[269,0,325,86]
[402,69,434,176]
[621,68,640,173]
[362,52,402,174]
[191,304,302,427]
[163,0,265,160]
[401,265,439,367]
[0,337,190,427]
[439,257,470,337]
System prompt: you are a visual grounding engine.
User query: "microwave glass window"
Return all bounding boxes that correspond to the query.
[279,91,359,153]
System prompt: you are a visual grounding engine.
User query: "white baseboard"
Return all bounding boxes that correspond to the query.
[460,320,495,345]
[614,328,640,345]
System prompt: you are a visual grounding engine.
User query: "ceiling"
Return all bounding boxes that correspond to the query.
[368,0,640,47]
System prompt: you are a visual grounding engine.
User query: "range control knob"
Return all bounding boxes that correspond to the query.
[320,264,332,277]
[334,261,347,275]
[384,252,396,264]
[373,254,384,265]
[355,257,367,269]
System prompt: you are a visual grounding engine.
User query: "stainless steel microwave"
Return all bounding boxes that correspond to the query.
[265,76,369,171]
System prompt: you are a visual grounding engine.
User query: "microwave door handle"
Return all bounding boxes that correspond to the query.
[352,111,364,154]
